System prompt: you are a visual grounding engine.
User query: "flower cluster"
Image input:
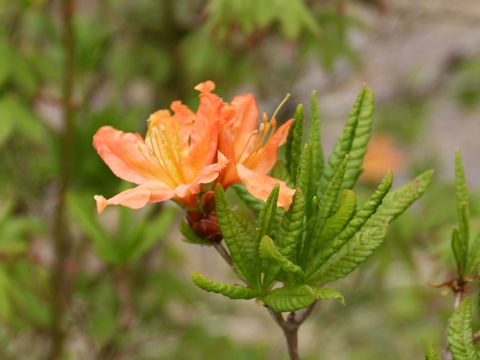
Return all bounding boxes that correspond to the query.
[93,81,295,223]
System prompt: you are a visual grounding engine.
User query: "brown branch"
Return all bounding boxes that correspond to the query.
[47,0,75,358]
[212,242,235,272]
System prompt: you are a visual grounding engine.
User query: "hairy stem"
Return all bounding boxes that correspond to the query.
[48,0,75,358]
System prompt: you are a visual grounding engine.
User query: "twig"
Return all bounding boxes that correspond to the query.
[48,0,75,358]
[212,242,235,272]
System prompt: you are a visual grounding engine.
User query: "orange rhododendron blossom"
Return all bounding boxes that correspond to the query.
[217,93,295,209]
[93,81,227,213]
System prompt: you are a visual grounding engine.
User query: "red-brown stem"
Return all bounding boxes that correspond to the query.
[48,0,75,358]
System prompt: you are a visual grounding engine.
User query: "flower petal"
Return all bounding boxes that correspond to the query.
[94,182,175,213]
[93,126,161,185]
[229,94,259,156]
[184,84,223,180]
[245,119,293,174]
[236,163,295,210]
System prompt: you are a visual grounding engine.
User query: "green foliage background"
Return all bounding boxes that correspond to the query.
[0,0,479,359]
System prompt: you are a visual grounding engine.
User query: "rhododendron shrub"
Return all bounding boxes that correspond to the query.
[94,82,432,360]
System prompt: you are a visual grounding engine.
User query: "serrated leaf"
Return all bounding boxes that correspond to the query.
[455,150,470,276]
[310,287,344,305]
[276,188,305,262]
[307,91,324,193]
[232,211,257,264]
[192,273,258,300]
[307,170,392,275]
[308,170,432,284]
[179,220,212,246]
[425,342,440,360]
[215,185,255,284]
[452,227,464,274]
[286,104,304,177]
[308,223,388,285]
[295,144,311,194]
[302,156,348,264]
[315,189,356,250]
[342,86,374,189]
[232,183,264,215]
[259,235,304,278]
[467,232,480,274]
[262,285,316,312]
[447,298,478,360]
[318,86,373,193]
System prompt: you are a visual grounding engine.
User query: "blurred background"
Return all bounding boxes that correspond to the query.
[1,0,480,359]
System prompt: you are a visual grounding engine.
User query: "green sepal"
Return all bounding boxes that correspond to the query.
[262,284,343,312]
[308,170,432,284]
[192,273,258,300]
[318,86,374,194]
[307,91,324,193]
[447,298,479,360]
[286,104,304,177]
[259,235,304,278]
[232,183,264,215]
[215,185,255,284]
[179,220,211,246]
[306,170,392,276]
[425,342,440,360]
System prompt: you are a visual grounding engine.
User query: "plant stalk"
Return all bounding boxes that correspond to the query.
[48,0,75,358]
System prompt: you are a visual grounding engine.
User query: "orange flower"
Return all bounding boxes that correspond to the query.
[361,132,406,184]
[93,81,226,213]
[217,93,295,209]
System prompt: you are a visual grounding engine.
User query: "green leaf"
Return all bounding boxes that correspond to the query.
[215,185,254,284]
[452,227,464,274]
[66,191,119,265]
[259,236,304,277]
[467,232,480,274]
[302,156,348,264]
[286,104,304,177]
[310,287,345,305]
[307,170,392,275]
[318,86,374,193]
[342,86,374,190]
[315,189,357,250]
[271,160,293,188]
[262,284,343,312]
[232,183,264,215]
[455,150,470,275]
[276,188,305,262]
[308,170,432,284]
[262,285,316,312]
[307,91,324,193]
[308,223,388,285]
[192,273,258,300]
[179,220,212,246]
[425,342,440,360]
[447,298,478,360]
[295,144,311,194]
